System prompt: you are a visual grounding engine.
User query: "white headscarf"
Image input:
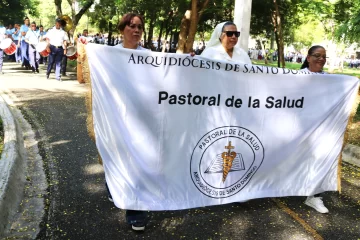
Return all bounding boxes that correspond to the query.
[201,22,252,64]
[206,21,228,49]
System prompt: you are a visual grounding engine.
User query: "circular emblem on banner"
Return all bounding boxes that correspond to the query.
[190,126,264,198]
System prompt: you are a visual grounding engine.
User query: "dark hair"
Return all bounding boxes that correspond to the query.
[221,21,236,32]
[40,25,43,28]
[24,17,29,21]
[31,21,36,26]
[118,13,144,32]
[219,21,236,42]
[300,45,325,69]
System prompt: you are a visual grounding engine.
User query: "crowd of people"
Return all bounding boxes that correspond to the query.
[345,58,360,68]
[0,17,90,80]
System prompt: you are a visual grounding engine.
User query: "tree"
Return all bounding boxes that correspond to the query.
[334,0,360,44]
[0,0,39,24]
[54,0,95,37]
[293,21,326,50]
[177,0,210,53]
[251,0,320,67]
[87,0,119,33]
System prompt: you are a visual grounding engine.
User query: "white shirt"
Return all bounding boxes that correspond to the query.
[114,43,147,51]
[0,26,6,42]
[201,44,252,64]
[25,29,40,45]
[46,27,69,47]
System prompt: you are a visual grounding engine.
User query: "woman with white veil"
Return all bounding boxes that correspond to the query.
[201,21,251,64]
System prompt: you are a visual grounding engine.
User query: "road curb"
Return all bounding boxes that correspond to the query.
[342,143,360,168]
[0,95,26,237]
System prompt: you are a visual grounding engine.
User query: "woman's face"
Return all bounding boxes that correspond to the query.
[220,25,239,51]
[121,16,143,47]
[306,47,326,72]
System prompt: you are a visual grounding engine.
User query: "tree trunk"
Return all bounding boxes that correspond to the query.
[147,17,155,49]
[56,0,94,39]
[273,0,285,68]
[54,0,62,16]
[176,0,209,53]
[184,0,199,53]
[108,22,112,46]
[259,39,268,65]
[274,31,280,67]
[177,10,191,53]
[163,10,174,53]
[157,21,164,51]
[169,31,174,52]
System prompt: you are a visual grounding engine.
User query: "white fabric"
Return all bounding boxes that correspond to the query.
[114,43,147,51]
[45,27,69,46]
[301,67,327,74]
[202,22,251,64]
[86,44,358,211]
[202,44,252,64]
[206,22,227,49]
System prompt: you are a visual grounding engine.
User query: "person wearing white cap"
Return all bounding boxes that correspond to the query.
[201,21,251,64]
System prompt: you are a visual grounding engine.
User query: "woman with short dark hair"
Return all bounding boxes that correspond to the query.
[115,13,146,50]
[106,13,148,232]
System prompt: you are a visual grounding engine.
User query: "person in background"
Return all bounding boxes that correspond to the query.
[0,23,6,74]
[61,40,70,77]
[20,17,31,69]
[6,23,16,61]
[12,24,21,63]
[39,25,47,65]
[45,18,68,81]
[24,21,40,73]
[300,45,329,214]
[201,21,251,64]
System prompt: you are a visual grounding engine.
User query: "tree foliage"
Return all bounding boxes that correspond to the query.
[54,0,95,36]
[13,0,358,55]
[0,0,39,24]
[334,0,360,44]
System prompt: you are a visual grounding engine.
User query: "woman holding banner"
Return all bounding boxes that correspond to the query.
[300,45,329,214]
[201,21,251,64]
[104,13,148,231]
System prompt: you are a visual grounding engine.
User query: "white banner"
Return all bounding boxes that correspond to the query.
[86,44,359,210]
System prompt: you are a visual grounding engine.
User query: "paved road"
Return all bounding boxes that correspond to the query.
[1,61,359,240]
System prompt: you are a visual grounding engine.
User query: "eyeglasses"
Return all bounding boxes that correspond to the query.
[128,24,143,30]
[223,31,240,37]
[310,54,328,60]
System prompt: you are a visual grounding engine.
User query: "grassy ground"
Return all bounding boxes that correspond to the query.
[252,59,360,147]
[0,117,3,155]
[67,60,77,69]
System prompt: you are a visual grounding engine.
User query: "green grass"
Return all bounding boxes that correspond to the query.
[0,117,3,155]
[252,60,302,70]
[67,59,77,69]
